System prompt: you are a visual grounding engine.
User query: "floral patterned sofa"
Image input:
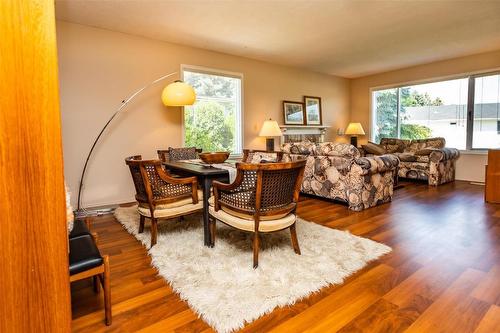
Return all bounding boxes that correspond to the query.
[373,137,460,186]
[281,142,399,211]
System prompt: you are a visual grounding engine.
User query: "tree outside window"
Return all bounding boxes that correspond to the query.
[183,69,242,154]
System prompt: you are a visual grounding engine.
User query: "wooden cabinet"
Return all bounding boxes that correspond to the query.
[485,149,500,203]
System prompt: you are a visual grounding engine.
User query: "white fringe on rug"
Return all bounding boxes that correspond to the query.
[114,206,391,333]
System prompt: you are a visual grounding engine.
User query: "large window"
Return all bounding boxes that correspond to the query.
[473,74,500,149]
[182,67,243,154]
[372,73,500,150]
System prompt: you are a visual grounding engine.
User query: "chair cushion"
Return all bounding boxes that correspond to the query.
[139,190,202,210]
[209,196,287,221]
[69,219,91,239]
[316,142,360,158]
[209,206,296,232]
[69,235,103,275]
[380,138,410,153]
[221,206,289,221]
[138,200,203,218]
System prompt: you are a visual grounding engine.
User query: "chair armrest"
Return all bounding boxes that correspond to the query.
[429,148,460,162]
[154,165,199,203]
[155,165,197,185]
[212,170,247,210]
[354,154,400,175]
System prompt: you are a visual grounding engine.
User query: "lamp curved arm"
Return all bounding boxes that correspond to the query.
[76,72,179,211]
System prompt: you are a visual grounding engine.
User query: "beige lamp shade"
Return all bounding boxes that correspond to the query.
[345,122,365,135]
[161,80,196,106]
[259,119,282,137]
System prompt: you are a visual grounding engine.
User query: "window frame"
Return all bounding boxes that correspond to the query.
[180,64,244,157]
[369,69,500,153]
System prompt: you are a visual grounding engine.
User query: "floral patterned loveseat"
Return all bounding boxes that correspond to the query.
[281,142,399,211]
[376,137,460,186]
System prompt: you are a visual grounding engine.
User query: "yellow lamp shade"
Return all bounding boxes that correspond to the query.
[345,122,365,135]
[161,81,196,106]
[259,119,282,137]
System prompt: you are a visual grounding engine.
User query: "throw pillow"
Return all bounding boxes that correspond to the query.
[414,148,438,156]
[168,147,198,161]
[362,142,386,155]
[250,153,277,164]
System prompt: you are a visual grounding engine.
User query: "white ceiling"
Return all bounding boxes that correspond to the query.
[55,0,500,78]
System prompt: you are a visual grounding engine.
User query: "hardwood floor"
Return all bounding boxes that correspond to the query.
[71,181,500,332]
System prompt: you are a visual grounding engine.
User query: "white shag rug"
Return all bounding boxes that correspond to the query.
[114,206,391,333]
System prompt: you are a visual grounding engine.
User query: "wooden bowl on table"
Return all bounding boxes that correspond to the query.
[199,152,230,165]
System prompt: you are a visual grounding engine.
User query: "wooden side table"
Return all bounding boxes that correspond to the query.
[485,149,500,203]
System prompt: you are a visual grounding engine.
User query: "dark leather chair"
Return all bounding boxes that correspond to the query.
[69,232,111,325]
[69,218,91,239]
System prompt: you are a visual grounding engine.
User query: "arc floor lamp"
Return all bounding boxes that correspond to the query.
[76,72,196,215]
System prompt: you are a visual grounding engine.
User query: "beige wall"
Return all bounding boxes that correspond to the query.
[57,21,350,207]
[350,49,500,182]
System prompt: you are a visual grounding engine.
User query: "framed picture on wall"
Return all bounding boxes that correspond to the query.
[304,96,322,125]
[283,101,305,125]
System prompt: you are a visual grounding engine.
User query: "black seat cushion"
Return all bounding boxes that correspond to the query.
[69,235,103,275]
[69,219,91,239]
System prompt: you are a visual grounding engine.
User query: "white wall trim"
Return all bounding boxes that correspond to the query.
[369,66,500,92]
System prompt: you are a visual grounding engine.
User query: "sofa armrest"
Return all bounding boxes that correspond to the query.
[354,154,399,175]
[429,148,460,162]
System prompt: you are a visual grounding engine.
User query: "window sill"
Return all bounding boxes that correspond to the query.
[459,150,488,155]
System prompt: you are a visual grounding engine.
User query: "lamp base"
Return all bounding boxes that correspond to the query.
[350,136,358,147]
[266,138,275,152]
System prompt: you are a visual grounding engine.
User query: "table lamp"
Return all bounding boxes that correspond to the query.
[345,122,365,147]
[259,119,282,151]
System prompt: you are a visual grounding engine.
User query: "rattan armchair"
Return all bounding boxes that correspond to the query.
[209,160,306,268]
[241,149,284,163]
[125,155,203,247]
[157,147,202,163]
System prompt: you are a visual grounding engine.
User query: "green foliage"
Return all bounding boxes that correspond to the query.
[375,87,435,142]
[374,89,398,142]
[400,124,433,140]
[184,101,234,152]
[403,90,443,107]
[184,71,236,99]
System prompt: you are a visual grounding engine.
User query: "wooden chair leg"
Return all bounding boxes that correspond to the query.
[84,216,92,231]
[92,275,100,293]
[253,232,260,269]
[290,222,301,255]
[150,218,158,247]
[209,217,216,247]
[139,215,145,234]
[102,255,112,326]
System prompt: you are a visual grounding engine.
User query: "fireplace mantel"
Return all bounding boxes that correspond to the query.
[279,125,330,144]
